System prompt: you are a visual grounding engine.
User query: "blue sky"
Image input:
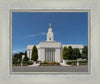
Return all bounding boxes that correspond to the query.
[12,12,88,53]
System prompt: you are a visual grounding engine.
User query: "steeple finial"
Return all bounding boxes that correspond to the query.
[49,24,51,28]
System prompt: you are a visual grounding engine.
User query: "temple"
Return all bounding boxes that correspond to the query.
[27,24,83,63]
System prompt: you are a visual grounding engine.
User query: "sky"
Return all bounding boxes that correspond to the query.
[12,12,88,53]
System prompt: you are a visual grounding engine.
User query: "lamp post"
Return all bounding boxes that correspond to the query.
[21,55,25,67]
[77,59,79,66]
[76,59,80,72]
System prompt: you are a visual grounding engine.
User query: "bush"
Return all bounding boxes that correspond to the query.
[43,61,48,64]
[79,60,88,64]
[13,61,20,64]
[23,61,28,64]
[40,61,60,66]
[52,61,57,64]
[27,61,33,65]
[66,61,77,65]
[66,60,88,65]
[67,61,73,65]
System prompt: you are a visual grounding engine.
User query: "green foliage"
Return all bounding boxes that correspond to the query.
[23,61,33,65]
[41,61,48,64]
[13,61,21,64]
[31,45,38,61]
[66,61,72,65]
[40,61,60,66]
[23,52,29,61]
[82,46,88,59]
[52,61,60,64]
[66,61,77,65]
[62,47,69,59]
[13,61,33,65]
[79,60,88,64]
[12,52,25,64]
[66,60,88,65]
[27,61,33,65]
[72,48,81,60]
[23,61,28,64]
[68,46,73,60]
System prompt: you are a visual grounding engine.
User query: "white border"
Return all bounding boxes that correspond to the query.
[0,0,100,84]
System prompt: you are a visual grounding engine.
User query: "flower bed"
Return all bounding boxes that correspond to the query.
[40,61,60,66]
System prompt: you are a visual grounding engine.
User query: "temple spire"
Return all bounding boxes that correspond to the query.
[47,24,54,41]
[49,24,51,28]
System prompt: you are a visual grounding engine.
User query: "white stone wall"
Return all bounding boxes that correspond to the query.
[27,50,32,61]
[38,48,40,61]
[27,43,84,63]
[30,50,32,60]
[39,41,61,48]
[38,48,45,62]
[55,48,61,63]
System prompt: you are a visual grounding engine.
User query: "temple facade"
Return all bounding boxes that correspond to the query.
[27,24,83,63]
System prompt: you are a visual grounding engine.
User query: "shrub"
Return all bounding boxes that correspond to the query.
[79,60,88,64]
[66,60,88,65]
[52,61,60,64]
[40,61,60,66]
[23,61,28,64]
[52,61,57,64]
[66,61,73,65]
[43,61,48,64]
[13,61,20,64]
[66,61,77,65]
[67,61,77,65]
[27,61,33,65]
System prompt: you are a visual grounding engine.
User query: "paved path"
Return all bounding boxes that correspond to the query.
[12,66,88,72]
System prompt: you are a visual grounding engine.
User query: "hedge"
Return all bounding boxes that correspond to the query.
[40,61,60,66]
[27,61,33,65]
[66,60,88,65]
[13,61,33,65]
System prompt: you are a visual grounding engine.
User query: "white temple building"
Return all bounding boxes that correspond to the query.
[27,24,84,63]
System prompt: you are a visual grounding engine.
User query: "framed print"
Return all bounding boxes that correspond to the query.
[0,0,100,84]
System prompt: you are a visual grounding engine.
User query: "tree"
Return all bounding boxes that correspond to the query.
[13,52,24,61]
[68,46,73,60]
[31,45,38,61]
[72,48,81,60]
[12,52,25,64]
[82,46,88,59]
[62,46,69,60]
[23,51,29,61]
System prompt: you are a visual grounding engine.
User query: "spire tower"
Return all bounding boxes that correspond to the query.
[47,24,54,41]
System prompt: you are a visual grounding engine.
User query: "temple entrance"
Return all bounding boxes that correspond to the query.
[45,48,55,62]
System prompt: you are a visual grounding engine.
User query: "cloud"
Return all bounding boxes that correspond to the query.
[13,48,26,53]
[40,32,47,35]
[26,32,47,38]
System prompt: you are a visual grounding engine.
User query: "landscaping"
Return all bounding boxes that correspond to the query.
[12,61,33,66]
[40,61,60,66]
[66,60,88,66]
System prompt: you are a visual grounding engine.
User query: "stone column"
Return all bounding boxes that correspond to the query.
[27,50,29,58]
[55,48,61,63]
[30,50,32,61]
